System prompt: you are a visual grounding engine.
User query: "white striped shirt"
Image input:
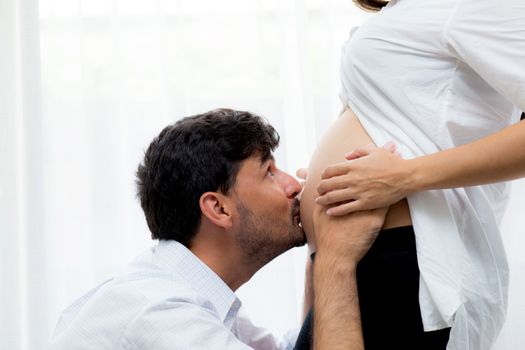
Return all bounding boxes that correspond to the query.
[49,240,297,350]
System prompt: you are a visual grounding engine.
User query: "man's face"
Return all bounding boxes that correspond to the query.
[231,155,306,266]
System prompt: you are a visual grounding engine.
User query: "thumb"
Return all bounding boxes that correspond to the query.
[296,168,308,180]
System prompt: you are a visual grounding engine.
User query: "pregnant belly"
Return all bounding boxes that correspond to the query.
[300,107,412,252]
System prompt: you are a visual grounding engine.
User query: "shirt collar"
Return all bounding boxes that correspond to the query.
[152,239,241,328]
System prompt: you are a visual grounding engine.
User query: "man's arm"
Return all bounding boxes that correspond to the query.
[312,207,387,350]
[302,256,314,321]
[314,250,363,349]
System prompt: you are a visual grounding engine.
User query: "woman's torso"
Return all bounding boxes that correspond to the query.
[302,0,523,252]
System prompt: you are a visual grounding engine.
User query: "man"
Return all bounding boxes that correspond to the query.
[49,109,387,349]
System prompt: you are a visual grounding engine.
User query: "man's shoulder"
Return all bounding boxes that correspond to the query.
[50,257,215,349]
[106,243,210,303]
[113,265,199,302]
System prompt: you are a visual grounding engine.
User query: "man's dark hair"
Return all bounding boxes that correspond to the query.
[136,108,280,246]
[353,0,389,11]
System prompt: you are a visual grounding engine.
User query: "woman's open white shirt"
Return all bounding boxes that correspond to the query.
[339,0,524,349]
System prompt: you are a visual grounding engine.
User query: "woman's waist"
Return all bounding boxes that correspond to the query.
[384,199,412,229]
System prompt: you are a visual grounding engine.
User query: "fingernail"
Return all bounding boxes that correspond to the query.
[326,209,333,215]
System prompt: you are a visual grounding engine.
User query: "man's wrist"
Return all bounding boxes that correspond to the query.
[314,250,359,274]
[315,223,381,264]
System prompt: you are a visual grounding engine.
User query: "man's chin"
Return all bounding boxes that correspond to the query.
[291,227,307,248]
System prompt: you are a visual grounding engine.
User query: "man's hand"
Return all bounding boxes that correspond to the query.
[312,204,388,350]
[313,203,387,265]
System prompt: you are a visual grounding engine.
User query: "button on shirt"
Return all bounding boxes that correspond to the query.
[339,0,524,349]
[49,240,297,350]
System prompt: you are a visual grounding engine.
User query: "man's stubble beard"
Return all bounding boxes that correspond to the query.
[235,202,306,268]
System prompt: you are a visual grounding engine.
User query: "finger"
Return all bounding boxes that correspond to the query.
[320,161,353,180]
[344,143,376,160]
[346,153,359,161]
[325,200,362,216]
[381,141,396,153]
[296,168,308,180]
[317,175,353,195]
[315,188,356,206]
[345,151,361,161]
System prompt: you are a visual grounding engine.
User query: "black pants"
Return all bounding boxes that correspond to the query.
[294,226,450,350]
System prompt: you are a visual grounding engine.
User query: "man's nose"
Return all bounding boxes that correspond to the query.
[280,171,302,199]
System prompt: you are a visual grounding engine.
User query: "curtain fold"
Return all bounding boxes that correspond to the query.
[0,1,25,346]
[1,0,46,349]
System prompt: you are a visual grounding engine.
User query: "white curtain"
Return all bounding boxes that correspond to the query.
[0,0,523,349]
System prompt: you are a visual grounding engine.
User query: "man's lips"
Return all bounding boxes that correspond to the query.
[292,199,302,227]
[294,214,302,228]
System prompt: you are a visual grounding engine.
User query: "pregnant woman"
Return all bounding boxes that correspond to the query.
[297,0,525,349]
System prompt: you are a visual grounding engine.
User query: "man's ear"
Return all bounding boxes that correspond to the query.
[199,192,234,229]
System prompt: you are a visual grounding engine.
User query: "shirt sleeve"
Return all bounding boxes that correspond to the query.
[120,301,254,350]
[232,309,300,350]
[444,0,525,110]
[339,26,360,108]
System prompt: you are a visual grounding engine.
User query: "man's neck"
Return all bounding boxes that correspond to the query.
[190,238,257,291]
